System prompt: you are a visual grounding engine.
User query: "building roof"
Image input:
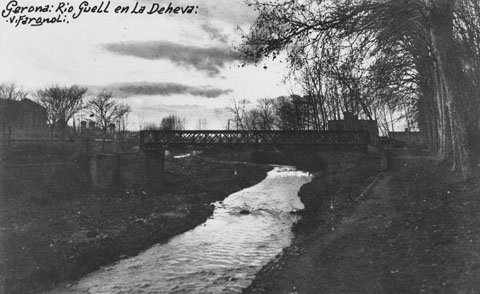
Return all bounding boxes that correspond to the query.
[0,98,46,112]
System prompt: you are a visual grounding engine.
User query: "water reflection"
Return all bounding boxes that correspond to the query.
[53,166,312,294]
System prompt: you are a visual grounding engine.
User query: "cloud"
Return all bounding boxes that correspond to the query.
[200,22,230,44]
[108,82,232,98]
[103,41,242,76]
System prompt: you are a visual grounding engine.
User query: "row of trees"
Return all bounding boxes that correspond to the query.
[0,82,131,149]
[239,0,480,178]
[227,96,325,131]
[144,116,211,131]
[145,114,186,131]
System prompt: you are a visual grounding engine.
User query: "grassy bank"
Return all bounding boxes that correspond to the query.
[0,154,271,294]
[294,154,382,234]
[245,156,480,293]
[244,152,383,293]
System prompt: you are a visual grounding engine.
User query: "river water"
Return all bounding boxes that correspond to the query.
[53,166,312,294]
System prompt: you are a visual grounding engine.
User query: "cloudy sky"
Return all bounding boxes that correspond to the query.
[0,0,292,129]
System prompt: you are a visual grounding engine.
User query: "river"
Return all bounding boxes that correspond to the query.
[51,166,312,294]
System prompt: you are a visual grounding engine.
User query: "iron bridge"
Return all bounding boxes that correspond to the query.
[139,130,369,152]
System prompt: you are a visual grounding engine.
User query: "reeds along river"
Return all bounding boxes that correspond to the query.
[51,166,312,294]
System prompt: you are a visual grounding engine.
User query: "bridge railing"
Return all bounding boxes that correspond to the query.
[139,130,368,152]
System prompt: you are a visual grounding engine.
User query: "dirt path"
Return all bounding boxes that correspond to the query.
[246,158,480,294]
[247,168,400,293]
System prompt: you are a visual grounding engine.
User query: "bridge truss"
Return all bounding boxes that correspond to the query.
[139,130,369,152]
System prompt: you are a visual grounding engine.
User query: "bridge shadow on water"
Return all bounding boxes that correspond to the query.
[197,145,328,172]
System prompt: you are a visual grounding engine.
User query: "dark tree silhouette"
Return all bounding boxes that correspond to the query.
[160,114,185,130]
[87,90,130,152]
[37,85,87,147]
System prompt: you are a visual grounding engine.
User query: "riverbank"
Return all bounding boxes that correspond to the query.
[244,157,480,293]
[0,154,271,294]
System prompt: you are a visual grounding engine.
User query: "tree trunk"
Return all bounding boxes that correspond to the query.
[102,128,106,153]
[429,0,471,178]
[433,63,452,160]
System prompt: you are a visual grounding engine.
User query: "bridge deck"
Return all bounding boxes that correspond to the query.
[139,130,368,152]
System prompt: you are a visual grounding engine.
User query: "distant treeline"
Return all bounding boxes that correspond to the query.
[0,82,130,151]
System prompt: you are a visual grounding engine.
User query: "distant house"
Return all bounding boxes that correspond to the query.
[328,112,379,144]
[388,129,427,149]
[0,98,48,139]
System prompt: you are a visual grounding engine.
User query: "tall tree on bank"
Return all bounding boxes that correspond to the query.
[37,85,87,147]
[240,0,480,178]
[427,0,471,176]
[87,90,130,152]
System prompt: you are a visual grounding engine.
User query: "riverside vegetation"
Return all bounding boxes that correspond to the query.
[0,145,271,294]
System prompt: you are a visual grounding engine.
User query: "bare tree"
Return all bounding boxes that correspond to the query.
[37,85,87,148]
[226,98,249,130]
[0,82,27,101]
[242,98,277,130]
[244,108,262,130]
[257,98,276,130]
[87,90,130,152]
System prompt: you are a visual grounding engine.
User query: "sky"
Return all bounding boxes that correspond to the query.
[0,0,293,129]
